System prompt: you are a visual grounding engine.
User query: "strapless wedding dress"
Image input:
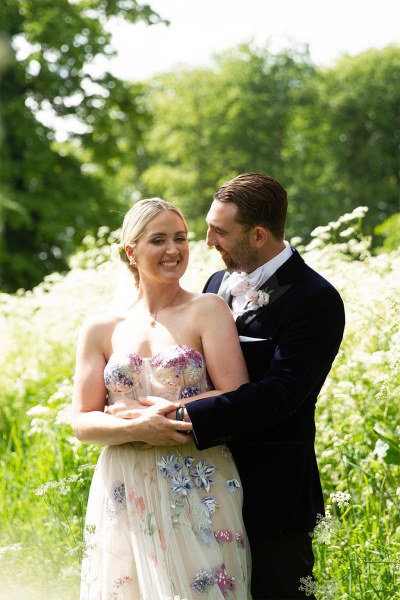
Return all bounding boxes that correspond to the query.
[80,344,251,599]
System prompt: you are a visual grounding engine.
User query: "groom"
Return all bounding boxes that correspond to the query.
[185,173,345,599]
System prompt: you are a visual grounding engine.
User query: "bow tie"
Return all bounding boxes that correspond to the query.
[226,270,265,297]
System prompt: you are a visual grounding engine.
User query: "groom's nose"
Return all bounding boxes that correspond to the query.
[206,227,215,247]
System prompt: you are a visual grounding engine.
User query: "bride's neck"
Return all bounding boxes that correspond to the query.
[137,283,182,313]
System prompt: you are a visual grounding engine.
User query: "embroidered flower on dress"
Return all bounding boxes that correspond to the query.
[170,473,193,497]
[179,385,200,399]
[213,564,236,597]
[226,479,241,493]
[197,527,217,547]
[128,490,146,519]
[158,528,167,551]
[184,456,195,469]
[235,532,245,549]
[106,481,127,519]
[151,345,203,386]
[190,460,215,492]
[201,496,218,522]
[158,453,182,478]
[190,569,216,593]
[104,353,142,392]
[214,529,234,543]
[113,575,132,589]
[190,564,236,596]
[111,481,126,505]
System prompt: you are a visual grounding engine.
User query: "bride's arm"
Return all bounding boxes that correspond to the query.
[72,317,192,445]
[198,292,249,392]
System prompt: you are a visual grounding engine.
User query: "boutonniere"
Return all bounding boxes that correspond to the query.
[245,287,274,308]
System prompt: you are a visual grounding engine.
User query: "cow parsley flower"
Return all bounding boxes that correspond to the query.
[330,490,351,508]
[313,508,341,544]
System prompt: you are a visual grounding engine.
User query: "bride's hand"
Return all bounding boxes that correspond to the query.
[105,402,136,418]
[106,402,153,420]
[106,397,185,423]
[105,399,177,419]
[139,396,182,421]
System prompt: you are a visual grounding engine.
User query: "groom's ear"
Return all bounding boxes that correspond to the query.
[252,226,268,247]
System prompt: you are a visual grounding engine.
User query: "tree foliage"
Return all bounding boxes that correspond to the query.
[136,44,399,242]
[138,43,316,236]
[318,46,400,229]
[0,0,162,292]
[1,5,399,292]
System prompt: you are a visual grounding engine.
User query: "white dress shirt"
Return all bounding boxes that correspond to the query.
[222,242,293,318]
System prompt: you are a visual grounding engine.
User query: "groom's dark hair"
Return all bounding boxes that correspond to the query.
[214,172,287,240]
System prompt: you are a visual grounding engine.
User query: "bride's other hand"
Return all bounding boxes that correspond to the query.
[139,395,179,407]
[105,401,129,417]
[139,396,181,421]
[106,398,178,419]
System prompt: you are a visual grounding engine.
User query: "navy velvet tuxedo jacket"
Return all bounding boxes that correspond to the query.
[186,249,345,534]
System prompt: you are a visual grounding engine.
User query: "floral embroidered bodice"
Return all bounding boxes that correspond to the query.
[104,344,209,405]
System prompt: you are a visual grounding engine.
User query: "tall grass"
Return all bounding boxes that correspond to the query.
[1,213,399,599]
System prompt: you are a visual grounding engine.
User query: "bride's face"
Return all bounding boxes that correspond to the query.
[132,211,189,283]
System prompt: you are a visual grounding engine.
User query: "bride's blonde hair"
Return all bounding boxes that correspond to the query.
[119,197,187,286]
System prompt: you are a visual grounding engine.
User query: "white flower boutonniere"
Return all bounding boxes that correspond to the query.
[245,287,273,308]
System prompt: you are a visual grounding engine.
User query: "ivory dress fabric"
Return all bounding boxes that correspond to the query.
[81,344,251,599]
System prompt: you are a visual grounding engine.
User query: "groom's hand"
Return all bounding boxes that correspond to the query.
[138,396,193,448]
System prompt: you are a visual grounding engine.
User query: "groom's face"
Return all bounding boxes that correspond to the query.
[206,200,256,273]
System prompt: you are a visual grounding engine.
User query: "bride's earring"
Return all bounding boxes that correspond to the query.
[129,258,137,267]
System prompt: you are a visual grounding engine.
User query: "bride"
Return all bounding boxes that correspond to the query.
[72,198,251,599]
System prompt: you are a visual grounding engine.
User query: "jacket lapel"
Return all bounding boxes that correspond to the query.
[235,273,292,333]
[208,251,303,334]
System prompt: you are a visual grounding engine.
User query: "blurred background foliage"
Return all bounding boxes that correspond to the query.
[0,0,399,292]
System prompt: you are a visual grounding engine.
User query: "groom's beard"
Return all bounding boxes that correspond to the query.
[217,238,256,273]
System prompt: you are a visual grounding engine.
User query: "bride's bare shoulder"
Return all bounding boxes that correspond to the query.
[79,309,124,336]
[187,292,229,313]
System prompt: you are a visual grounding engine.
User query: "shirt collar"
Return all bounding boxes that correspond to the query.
[230,241,293,287]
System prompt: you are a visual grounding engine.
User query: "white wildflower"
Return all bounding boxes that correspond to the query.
[317,580,341,600]
[0,542,23,556]
[55,404,72,426]
[330,490,351,508]
[310,225,332,239]
[298,575,317,596]
[372,439,389,460]
[313,508,341,544]
[299,575,341,599]
[26,405,49,417]
[339,226,356,238]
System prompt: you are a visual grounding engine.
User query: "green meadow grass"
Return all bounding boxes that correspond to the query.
[1,213,399,599]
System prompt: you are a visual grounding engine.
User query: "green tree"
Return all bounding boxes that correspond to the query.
[0,0,161,292]
[139,43,317,237]
[139,44,399,241]
[319,46,400,232]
